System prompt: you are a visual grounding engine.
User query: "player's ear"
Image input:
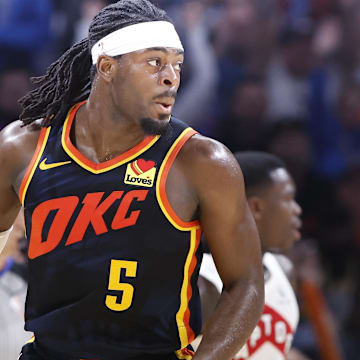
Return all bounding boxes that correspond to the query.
[96,55,117,83]
[247,196,265,222]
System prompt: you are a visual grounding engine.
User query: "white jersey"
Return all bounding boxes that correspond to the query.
[0,263,32,360]
[200,252,299,360]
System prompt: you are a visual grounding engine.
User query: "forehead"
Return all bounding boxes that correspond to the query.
[268,168,295,194]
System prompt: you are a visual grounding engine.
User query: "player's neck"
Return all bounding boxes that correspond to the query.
[89,90,146,135]
[73,96,148,163]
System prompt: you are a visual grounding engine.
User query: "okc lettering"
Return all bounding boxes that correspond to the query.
[28,190,148,259]
[125,174,153,186]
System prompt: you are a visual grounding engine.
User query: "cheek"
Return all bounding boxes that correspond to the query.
[115,81,145,110]
[279,204,292,225]
[120,67,155,95]
[262,207,281,234]
[266,204,289,232]
[137,76,158,102]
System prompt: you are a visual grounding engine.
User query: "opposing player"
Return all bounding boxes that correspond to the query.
[0,1,264,359]
[199,151,304,360]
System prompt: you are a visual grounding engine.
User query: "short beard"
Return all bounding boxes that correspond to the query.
[140,117,170,136]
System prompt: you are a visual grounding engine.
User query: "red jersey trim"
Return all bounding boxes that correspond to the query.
[19,127,51,205]
[175,346,195,359]
[61,102,160,174]
[155,127,201,348]
[156,127,199,229]
[175,227,201,349]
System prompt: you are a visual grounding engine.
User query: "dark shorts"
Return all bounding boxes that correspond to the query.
[19,340,194,360]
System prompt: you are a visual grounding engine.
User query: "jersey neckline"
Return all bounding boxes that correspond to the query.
[61,101,160,174]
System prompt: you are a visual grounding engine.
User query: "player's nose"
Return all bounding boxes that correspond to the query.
[159,64,178,87]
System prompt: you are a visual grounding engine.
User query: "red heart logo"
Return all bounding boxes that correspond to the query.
[136,159,156,173]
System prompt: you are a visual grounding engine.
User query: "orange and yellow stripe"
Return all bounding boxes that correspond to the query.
[19,127,51,205]
[61,102,160,174]
[26,336,35,344]
[156,127,201,349]
[175,347,195,359]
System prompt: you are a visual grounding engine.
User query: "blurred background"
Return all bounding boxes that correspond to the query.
[0,0,359,359]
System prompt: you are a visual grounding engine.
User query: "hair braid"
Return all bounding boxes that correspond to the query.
[19,38,91,127]
[19,0,171,127]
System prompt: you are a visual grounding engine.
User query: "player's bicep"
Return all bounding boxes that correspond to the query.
[194,144,262,288]
[0,180,21,231]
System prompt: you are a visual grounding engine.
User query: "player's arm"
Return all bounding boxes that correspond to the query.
[0,121,39,252]
[184,136,264,360]
[198,275,221,329]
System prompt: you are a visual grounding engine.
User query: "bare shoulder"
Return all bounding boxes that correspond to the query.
[0,120,42,230]
[165,133,243,223]
[176,134,242,181]
[0,120,41,149]
[0,120,41,148]
[0,120,42,181]
[181,133,237,164]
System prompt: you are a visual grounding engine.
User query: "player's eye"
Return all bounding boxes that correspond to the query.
[148,59,161,67]
[174,62,183,71]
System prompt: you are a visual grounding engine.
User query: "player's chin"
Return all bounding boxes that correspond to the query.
[292,227,301,242]
[286,230,301,250]
[158,113,171,121]
[140,117,170,136]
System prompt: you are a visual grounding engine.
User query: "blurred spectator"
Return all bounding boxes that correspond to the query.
[332,165,360,257]
[307,165,360,285]
[266,19,316,120]
[343,267,360,360]
[73,0,108,43]
[212,0,281,114]
[290,240,344,360]
[0,211,31,360]
[312,16,341,60]
[216,75,268,151]
[307,80,360,179]
[287,0,312,21]
[338,1,360,82]
[337,83,360,165]
[263,121,336,254]
[172,1,219,134]
[0,0,53,72]
[265,121,313,188]
[0,66,32,130]
[49,1,82,56]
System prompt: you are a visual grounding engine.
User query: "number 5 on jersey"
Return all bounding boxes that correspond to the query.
[105,259,138,311]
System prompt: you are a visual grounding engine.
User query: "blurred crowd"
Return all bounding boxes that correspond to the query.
[0,0,359,359]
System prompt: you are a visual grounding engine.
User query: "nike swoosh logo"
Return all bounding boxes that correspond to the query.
[39,158,71,170]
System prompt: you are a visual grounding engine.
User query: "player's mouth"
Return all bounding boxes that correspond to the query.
[154,96,174,114]
[155,102,173,115]
[292,219,302,240]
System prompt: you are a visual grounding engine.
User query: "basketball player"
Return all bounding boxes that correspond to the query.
[199,151,305,360]
[0,1,264,359]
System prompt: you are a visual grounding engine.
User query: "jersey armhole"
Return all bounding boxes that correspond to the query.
[18,127,51,205]
[156,127,200,231]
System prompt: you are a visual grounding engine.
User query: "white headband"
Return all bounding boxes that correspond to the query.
[91,21,184,64]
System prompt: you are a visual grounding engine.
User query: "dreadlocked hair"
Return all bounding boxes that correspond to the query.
[19,0,171,127]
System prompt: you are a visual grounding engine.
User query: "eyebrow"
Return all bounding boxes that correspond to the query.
[146,47,184,56]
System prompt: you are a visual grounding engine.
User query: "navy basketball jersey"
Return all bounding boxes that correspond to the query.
[19,101,202,360]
